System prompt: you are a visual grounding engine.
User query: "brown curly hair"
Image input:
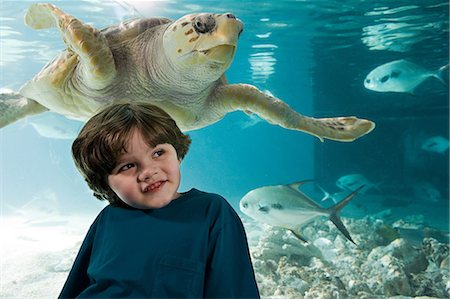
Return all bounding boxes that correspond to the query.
[72,102,191,206]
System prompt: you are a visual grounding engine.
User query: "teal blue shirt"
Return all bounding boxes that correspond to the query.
[59,189,259,298]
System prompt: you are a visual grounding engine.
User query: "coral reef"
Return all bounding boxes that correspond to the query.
[241,213,449,298]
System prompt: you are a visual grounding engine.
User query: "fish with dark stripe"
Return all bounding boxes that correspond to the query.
[240,180,363,244]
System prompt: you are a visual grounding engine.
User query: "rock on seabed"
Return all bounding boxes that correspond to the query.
[241,215,449,298]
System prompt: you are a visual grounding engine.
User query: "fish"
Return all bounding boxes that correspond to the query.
[4,188,64,226]
[336,173,377,194]
[421,136,449,153]
[364,59,448,94]
[413,182,442,203]
[239,180,363,244]
[395,227,450,246]
[29,112,82,139]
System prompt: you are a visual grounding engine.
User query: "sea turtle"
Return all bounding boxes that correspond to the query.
[0,3,375,141]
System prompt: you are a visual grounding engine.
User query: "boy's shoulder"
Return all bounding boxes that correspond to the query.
[186,188,228,206]
[187,188,223,200]
[187,188,239,218]
[97,188,233,217]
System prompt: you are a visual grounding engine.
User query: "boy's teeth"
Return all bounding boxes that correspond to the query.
[150,181,162,190]
[143,181,166,192]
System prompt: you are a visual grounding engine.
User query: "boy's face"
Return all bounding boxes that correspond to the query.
[107,130,181,209]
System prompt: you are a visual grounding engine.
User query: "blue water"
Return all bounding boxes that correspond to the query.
[0,0,448,296]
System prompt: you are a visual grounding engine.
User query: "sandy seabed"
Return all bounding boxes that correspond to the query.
[0,215,93,298]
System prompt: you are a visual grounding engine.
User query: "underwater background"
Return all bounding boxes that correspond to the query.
[0,0,448,298]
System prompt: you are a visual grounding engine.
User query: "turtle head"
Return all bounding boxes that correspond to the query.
[163,12,243,82]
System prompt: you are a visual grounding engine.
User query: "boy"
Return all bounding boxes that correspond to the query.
[59,102,260,298]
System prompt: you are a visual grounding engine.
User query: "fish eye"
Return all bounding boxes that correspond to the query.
[365,79,371,84]
[242,202,248,209]
[380,75,389,83]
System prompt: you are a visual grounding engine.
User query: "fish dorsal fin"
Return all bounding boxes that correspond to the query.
[435,64,449,87]
[287,179,315,192]
[287,179,323,209]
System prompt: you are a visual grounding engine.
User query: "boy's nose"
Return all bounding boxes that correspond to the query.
[138,168,158,182]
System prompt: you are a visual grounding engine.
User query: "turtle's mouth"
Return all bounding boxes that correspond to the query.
[198,44,236,63]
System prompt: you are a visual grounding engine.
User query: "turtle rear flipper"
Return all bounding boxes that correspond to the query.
[0,91,48,128]
[25,3,116,89]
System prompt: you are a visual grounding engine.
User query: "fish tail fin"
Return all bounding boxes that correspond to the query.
[329,213,356,245]
[434,64,449,86]
[317,184,332,202]
[326,185,364,245]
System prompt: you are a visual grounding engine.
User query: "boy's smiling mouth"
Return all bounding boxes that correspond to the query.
[144,180,167,193]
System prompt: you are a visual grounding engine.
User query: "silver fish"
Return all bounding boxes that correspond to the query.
[239,180,363,244]
[29,112,82,139]
[413,182,442,203]
[336,173,377,194]
[364,59,448,94]
[421,136,449,154]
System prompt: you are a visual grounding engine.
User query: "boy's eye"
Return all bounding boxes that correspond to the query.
[153,149,165,158]
[119,163,134,172]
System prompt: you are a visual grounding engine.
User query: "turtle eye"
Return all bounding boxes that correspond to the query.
[194,21,206,33]
[193,15,216,34]
[380,75,389,83]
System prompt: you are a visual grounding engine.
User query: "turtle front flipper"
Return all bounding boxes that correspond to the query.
[214,84,375,142]
[25,3,116,89]
[0,91,48,128]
